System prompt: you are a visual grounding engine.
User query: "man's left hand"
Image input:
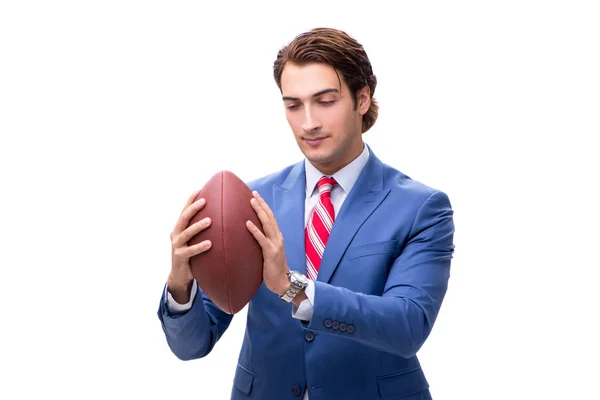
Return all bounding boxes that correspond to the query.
[246,191,291,296]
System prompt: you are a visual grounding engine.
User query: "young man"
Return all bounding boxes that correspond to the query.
[159,27,455,400]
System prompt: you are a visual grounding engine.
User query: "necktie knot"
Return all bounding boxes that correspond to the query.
[317,176,337,195]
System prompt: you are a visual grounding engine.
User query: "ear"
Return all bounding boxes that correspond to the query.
[357,86,371,115]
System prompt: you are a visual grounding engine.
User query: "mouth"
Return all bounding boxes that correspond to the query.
[303,136,328,146]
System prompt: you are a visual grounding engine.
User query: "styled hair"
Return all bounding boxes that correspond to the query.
[273,27,379,133]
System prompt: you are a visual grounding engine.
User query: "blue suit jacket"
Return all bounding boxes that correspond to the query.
[158,148,455,399]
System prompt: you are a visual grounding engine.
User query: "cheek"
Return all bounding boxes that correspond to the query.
[322,108,348,132]
[285,112,297,127]
[285,114,303,137]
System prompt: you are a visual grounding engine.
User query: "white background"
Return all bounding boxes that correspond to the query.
[1,1,599,399]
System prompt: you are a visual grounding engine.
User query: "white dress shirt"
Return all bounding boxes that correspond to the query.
[165,144,370,398]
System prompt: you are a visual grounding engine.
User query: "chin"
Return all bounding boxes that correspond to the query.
[307,154,341,173]
[301,147,332,163]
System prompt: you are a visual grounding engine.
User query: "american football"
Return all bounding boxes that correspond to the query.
[187,170,264,314]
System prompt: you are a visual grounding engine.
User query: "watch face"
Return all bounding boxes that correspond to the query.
[279,271,308,302]
[290,271,308,285]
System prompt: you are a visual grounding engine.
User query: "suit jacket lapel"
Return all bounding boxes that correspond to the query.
[273,162,307,275]
[317,151,391,284]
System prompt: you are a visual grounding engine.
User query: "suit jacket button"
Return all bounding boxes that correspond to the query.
[347,324,355,333]
[292,385,301,396]
[339,323,347,331]
[304,331,315,342]
[332,321,340,330]
[324,319,333,328]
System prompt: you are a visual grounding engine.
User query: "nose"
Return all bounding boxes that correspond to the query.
[301,106,322,133]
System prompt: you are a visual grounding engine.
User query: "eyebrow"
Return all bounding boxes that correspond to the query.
[282,88,339,101]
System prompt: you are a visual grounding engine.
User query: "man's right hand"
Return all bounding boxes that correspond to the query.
[168,190,212,304]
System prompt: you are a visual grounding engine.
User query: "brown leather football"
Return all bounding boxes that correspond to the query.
[187,170,264,314]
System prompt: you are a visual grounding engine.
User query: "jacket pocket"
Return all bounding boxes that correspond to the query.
[345,240,397,260]
[377,367,429,399]
[233,364,254,395]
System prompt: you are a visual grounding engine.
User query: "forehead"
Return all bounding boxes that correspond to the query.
[280,62,346,98]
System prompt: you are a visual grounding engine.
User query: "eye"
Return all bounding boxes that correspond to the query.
[319,100,335,106]
[286,104,300,111]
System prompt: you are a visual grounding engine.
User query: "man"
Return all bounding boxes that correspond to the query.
[158,27,455,399]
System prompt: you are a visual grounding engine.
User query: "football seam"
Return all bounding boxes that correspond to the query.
[221,172,233,313]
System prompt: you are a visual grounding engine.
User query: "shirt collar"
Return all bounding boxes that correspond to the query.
[304,144,370,198]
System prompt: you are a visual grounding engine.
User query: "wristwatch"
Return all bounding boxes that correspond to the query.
[279,270,309,302]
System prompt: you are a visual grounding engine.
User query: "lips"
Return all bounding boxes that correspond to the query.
[304,136,327,146]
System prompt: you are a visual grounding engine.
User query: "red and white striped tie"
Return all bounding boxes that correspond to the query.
[305,176,337,280]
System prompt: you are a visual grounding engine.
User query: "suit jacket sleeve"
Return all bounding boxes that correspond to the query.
[157,284,233,360]
[307,190,455,358]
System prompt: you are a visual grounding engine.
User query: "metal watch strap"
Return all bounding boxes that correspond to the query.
[280,284,301,302]
[279,271,307,302]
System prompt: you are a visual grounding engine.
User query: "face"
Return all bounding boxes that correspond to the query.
[280,62,370,175]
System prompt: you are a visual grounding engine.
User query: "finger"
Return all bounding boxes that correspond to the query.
[174,240,212,260]
[173,217,212,247]
[246,220,269,249]
[250,196,276,238]
[253,191,279,226]
[252,191,281,234]
[183,240,212,258]
[181,189,201,214]
[174,197,206,235]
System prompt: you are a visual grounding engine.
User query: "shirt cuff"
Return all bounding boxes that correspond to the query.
[165,280,198,315]
[291,280,315,321]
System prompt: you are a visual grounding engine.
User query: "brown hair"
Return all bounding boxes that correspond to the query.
[273,27,379,133]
